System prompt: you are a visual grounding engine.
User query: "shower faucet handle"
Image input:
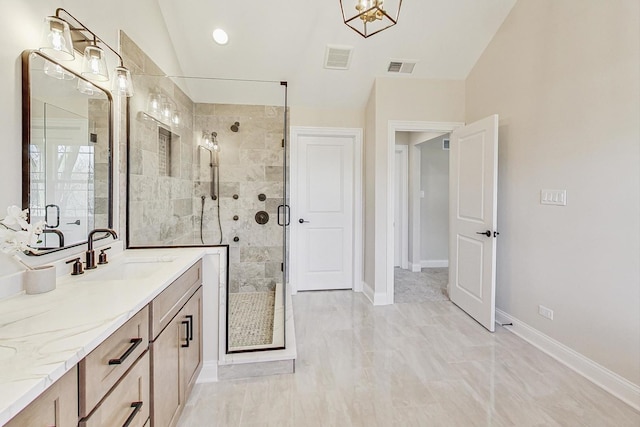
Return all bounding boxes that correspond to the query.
[299,218,310,224]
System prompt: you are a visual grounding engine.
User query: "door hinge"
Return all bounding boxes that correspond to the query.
[281,138,285,148]
[281,263,284,272]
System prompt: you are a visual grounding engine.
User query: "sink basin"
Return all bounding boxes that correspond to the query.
[81,256,177,281]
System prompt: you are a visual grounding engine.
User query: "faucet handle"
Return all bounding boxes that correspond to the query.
[66,257,84,275]
[98,247,112,265]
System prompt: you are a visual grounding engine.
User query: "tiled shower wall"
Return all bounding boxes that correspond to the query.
[195,104,286,293]
[89,99,110,231]
[121,32,288,293]
[122,33,196,245]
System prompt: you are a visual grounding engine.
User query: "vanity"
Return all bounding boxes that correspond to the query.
[0,247,223,427]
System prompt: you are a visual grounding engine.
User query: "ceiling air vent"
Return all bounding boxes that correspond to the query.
[387,60,417,74]
[324,45,353,70]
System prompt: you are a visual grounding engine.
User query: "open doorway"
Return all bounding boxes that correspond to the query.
[393,130,451,303]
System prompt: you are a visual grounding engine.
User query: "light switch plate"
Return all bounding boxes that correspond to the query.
[541,189,567,206]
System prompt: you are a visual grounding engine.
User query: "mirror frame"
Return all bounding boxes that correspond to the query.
[21,50,114,255]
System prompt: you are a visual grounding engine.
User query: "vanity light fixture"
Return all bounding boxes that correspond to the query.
[77,79,99,96]
[161,99,174,122]
[39,16,74,60]
[339,0,402,38]
[43,59,74,80]
[171,111,182,128]
[39,8,135,96]
[81,45,109,81]
[212,28,229,45]
[112,66,134,97]
[147,93,161,116]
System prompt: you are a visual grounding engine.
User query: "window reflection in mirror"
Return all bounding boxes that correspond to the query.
[23,51,112,253]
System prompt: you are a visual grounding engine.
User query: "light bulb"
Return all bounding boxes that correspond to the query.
[49,29,64,51]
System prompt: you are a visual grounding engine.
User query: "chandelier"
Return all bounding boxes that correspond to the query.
[340,0,403,38]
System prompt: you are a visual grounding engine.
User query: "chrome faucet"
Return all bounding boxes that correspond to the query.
[86,228,117,270]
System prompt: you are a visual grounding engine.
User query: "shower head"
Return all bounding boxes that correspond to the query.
[230,121,240,132]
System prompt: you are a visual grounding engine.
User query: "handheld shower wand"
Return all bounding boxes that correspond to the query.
[199,131,220,200]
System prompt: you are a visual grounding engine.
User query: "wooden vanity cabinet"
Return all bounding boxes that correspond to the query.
[78,306,150,427]
[79,306,149,418]
[150,261,203,427]
[79,352,149,427]
[4,366,78,427]
[3,259,204,427]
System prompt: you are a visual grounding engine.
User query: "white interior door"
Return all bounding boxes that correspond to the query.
[449,115,499,332]
[296,134,354,291]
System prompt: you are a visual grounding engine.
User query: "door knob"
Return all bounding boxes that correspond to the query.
[476,230,491,237]
[299,218,309,224]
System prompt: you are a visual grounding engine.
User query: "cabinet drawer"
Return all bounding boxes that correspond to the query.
[5,366,78,427]
[80,351,150,427]
[150,260,202,340]
[79,306,149,417]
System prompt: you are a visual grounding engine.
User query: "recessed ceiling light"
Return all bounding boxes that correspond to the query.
[212,28,229,45]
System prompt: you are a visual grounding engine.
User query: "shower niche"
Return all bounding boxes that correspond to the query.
[124,33,288,354]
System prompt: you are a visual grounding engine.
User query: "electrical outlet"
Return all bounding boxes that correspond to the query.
[538,305,554,320]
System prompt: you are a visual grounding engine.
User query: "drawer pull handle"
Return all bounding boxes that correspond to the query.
[122,401,143,427]
[186,314,194,341]
[181,320,190,348]
[108,338,143,365]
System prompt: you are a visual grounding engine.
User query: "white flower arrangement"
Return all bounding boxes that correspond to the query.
[0,206,46,262]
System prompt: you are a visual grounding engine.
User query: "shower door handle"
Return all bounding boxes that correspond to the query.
[277,205,291,226]
[45,204,60,228]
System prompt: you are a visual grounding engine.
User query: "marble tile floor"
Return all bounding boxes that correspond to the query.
[177,291,640,426]
[394,267,449,303]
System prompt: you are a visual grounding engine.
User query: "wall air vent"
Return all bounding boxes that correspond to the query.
[324,45,353,70]
[387,60,417,74]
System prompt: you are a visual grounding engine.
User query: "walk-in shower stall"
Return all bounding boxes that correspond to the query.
[123,34,288,354]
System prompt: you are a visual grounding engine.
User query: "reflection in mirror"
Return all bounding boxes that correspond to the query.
[23,51,112,253]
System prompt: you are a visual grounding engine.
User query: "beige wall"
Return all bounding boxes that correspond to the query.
[466,0,640,384]
[363,84,377,292]
[419,135,449,263]
[367,78,465,300]
[290,106,364,128]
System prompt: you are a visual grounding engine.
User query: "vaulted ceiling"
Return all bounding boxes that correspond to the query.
[157,0,516,108]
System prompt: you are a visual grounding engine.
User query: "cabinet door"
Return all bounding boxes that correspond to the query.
[5,366,78,427]
[181,287,203,398]
[150,313,184,427]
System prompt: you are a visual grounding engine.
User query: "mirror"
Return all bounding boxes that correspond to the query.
[22,50,113,253]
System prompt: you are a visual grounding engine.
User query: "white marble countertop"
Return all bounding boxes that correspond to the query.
[0,247,209,425]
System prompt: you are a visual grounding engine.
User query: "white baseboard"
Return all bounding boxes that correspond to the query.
[196,361,218,383]
[496,309,640,411]
[421,260,448,268]
[362,281,389,306]
[409,262,421,272]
